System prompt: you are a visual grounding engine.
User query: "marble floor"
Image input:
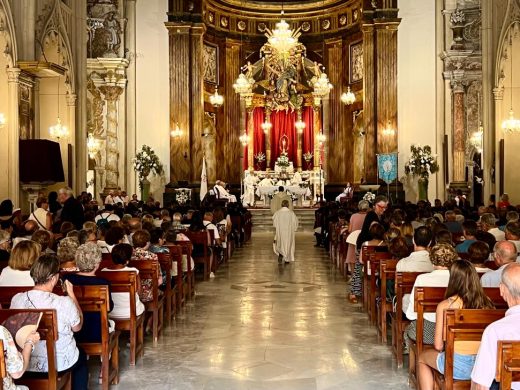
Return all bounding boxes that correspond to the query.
[100,232,408,390]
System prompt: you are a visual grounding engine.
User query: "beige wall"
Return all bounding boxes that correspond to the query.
[135,0,170,203]
[0,34,9,200]
[397,0,438,201]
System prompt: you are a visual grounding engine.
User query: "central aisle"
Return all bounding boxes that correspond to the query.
[112,232,408,390]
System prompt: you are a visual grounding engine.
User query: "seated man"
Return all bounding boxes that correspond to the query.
[396,226,434,273]
[481,240,517,287]
[444,210,463,234]
[504,220,520,254]
[455,220,478,253]
[335,182,354,202]
[213,180,237,203]
[471,263,520,390]
[480,213,505,242]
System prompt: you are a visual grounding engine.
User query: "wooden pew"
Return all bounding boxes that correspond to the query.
[497,341,520,390]
[167,245,184,309]
[156,251,176,324]
[184,231,211,280]
[379,258,398,343]
[390,272,424,367]
[128,259,165,345]
[98,270,144,365]
[72,285,120,390]
[410,287,507,388]
[361,245,377,313]
[433,309,506,390]
[368,251,393,325]
[0,309,72,390]
[175,240,195,298]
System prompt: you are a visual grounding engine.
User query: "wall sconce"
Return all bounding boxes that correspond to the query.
[239,130,249,146]
[171,122,182,138]
[209,86,224,107]
[0,113,6,128]
[340,86,356,105]
[382,121,395,136]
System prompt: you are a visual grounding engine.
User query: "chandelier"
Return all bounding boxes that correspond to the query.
[233,74,253,95]
[314,73,333,97]
[209,86,224,107]
[265,14,300,57]
[341,87,356,105]
[49,117,69,140]
[87,133,101,159]
[239,130,249,146]
[171,123,182,138]
[502,110,520,133]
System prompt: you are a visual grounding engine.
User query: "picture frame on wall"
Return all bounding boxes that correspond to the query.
[203,42,219,84]
[349,41,363,84]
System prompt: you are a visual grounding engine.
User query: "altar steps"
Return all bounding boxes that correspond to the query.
[249,208,316,232]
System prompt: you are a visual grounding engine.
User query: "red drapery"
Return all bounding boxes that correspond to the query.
[246,106,314,170]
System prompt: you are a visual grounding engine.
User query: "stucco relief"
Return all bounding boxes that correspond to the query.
[203,43,218,84]
[86,77,106,137]
[0,0,17,68]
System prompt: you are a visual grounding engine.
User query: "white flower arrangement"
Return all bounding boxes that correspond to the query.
[132,145,163,189]
[254,152,266,162]
[363,191,376,204]
[275,152,290,168]
[303,151,313,162]
[404,144,439,180]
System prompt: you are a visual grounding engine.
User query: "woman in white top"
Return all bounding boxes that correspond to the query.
[10,254,88,389]
[27,196,51,231]
[102,243,145,319]
[0,240,40,286]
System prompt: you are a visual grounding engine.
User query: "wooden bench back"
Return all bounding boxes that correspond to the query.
[497,341,520,388]
[98,270,139,322]
[395,272,424,315]
[128,260,161,307]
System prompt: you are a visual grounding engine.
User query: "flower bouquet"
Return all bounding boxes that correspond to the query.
[303,151,313,170]
[254,152,266,170]
[362,191,375,204]
[404,144,439,200]
[276,152,290,168]
[132,145,163,189]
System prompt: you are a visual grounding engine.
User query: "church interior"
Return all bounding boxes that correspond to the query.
[0,0,520,389]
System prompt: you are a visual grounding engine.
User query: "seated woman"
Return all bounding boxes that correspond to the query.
[31,230,54,254]
[10,254,88,389]
[417,259,495,389]
[62,242,114,342]
[467,240,492,273]
[102,243,145,319]
[131,230,163,302]
[0,240,40,286]
[0,323,40,390]
[0,229,11,261]
[56,237,79,272]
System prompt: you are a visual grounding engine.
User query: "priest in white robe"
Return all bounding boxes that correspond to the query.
[273,200,299,263]
[270,186,293,214]
[214,180,237,202]
[241,173,258,206]
[291,171,303,185]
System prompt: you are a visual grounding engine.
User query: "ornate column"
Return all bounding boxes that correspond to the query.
[99,86,124,191]
[7,68,21,205]
[313,106,321,168]
[66,93,77,188]
[362,23,376,182]
[247,107,254,169]
[493,87,504,197]
[265,109,272,168]
[297,127,303,170]
[451,79,466,183]
[125,0,137,194]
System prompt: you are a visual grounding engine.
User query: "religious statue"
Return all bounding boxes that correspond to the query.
[241,61,254,78]
[103,11,121,56]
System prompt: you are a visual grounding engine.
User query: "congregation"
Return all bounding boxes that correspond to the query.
[316,194,520,390]
[0,187,251,389]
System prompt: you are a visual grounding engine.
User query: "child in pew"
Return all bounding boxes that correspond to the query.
[417,259,495,390]
[102,243,145,319]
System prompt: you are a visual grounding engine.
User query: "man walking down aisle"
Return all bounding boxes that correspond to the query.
[273,200,299,263]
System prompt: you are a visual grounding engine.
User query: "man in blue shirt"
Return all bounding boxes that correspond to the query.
[455,220,478,253]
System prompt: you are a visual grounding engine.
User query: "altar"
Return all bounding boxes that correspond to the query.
[242,169,325,207]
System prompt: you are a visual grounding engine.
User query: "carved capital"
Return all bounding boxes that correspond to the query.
[99,85,124,101]
[450,79,466,93]
[66,93,77,106]
[6,67,21,83]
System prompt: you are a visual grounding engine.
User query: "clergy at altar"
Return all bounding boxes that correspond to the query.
[258,175,274,203]
[213,180,237,203]
[242,173,258,207]
[273,200,299,264]
[270,187,293,214]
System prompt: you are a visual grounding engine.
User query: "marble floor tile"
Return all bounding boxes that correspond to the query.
[88,232,408,389]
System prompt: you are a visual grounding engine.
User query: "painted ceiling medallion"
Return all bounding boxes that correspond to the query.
[339,14,347,26]
[237,20,247,31]
[353,9,359,21]
[301,21,311,32]
[208,11,215,23]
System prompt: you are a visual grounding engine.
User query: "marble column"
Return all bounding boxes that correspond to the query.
[451,80,466,183]
[297,126,303,170]
[375,21,399,154]
[7,68,20,205]
[66,93,77,188]
[247,107,254,170]
[125,0,137,194]
[189,25,205,183]
[265,109,272,169]
[493,87,504,198]
[313,107,321,169]
[166,24,191,183]
[99,85,123,190]
[362,24,377,182]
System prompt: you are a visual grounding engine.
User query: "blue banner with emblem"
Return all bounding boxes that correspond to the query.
[377,153,398,184]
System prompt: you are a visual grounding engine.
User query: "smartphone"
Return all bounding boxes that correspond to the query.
[59,279,68,295]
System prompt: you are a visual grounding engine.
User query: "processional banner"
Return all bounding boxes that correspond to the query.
[377,153,398,184]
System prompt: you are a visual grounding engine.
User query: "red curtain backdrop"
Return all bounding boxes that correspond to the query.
[245,106,314,170]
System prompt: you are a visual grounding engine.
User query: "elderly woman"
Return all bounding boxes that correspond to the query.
[0,229,11,261]
[28,196,52,231]
[57,237,79,272]
[0,240,40,286]
[131,230,163,302]
[62,242,114,343]
[31,230,54,254]
[0,323,40,390]
[10,254,88,389]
